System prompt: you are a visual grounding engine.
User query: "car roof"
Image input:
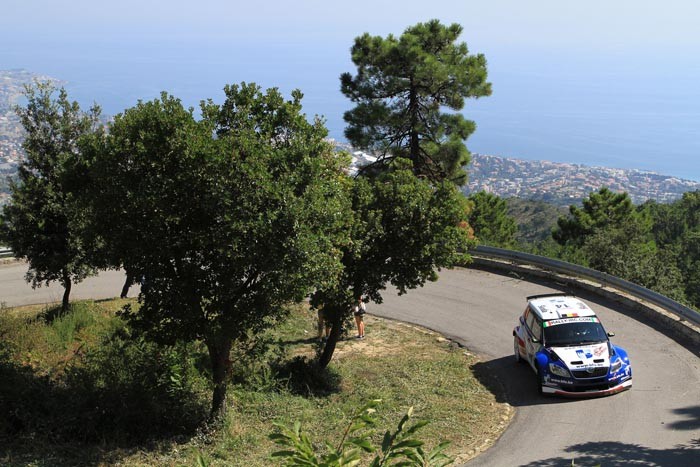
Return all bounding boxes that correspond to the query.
[526,294,596,321]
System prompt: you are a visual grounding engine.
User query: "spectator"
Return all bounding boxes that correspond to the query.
[353,297,366,339]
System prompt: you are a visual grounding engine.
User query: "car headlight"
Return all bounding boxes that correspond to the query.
[548,363,570,377]
[610,359,622,373]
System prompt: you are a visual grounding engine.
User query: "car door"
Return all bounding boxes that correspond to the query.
[525,311,543,367]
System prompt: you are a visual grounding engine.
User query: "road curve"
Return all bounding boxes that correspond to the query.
[1,262,699,465]
[373,267,700,466]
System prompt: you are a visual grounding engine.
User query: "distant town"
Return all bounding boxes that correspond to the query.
[3,69,700,207]
[463,153,700,206]
[336,140,700,206]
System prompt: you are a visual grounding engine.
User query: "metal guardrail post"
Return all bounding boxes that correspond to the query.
[471,245,700,327]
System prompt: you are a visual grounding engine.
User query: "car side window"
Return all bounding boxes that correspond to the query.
[531,318,542,341]
[525,308,537,333]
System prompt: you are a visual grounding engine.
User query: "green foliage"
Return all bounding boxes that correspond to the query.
[506,197,568,245]
[553,187,635,247]
[42,302,97,350]
[228,331,288,392]
[581,219,686,301]
[270,400,453,467]
[312,160,474,367]
[643,191,700,307]
[467,191,517,247]
[341,20,491,185]
[86,84,351,417]
[0,303,207,443]
[538,188,700,310]
[0,82,103,311]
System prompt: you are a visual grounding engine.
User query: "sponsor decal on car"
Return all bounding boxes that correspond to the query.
[543,317,598,327]
[548,377,572,385]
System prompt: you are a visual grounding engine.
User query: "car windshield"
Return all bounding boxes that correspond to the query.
[543,320,608,346]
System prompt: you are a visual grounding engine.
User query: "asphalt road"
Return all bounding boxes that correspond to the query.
[0,261,132,307]
[372,267,700,466]
[1,262,699,465]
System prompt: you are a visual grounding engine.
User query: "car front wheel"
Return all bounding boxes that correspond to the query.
[536,365,544,395]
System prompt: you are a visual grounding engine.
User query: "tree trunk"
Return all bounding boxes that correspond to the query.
[120,272,134,298]
[62,270,72,313]
[318,307,344,368]
[206,336,233,421]
[408,84,420,165]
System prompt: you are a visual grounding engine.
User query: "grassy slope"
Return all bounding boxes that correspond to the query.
[0,300,511,466]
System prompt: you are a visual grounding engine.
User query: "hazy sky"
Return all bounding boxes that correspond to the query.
[3,1,700,179]
[5,1,700,50]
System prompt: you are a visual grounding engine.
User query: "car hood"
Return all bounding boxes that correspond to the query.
[550,343,609,370]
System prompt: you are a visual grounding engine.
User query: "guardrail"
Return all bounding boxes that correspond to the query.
[471,245,700,328]
[0,248,13,259]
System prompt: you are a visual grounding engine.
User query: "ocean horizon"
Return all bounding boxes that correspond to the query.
[2,38,699,182]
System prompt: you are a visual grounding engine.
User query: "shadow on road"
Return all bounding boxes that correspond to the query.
[470,355,578,408]
[669,405,700,431]
[519,440,700,467]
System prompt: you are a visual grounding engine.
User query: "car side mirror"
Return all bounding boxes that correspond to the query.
[607,331,615,337]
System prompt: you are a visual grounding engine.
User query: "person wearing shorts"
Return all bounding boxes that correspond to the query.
[353,297,366,339]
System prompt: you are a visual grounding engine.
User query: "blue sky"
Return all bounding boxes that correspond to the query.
[3,1,700,179]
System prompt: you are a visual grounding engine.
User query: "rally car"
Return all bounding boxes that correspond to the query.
[513,293,632,397]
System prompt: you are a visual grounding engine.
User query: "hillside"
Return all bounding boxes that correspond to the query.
[506,197,568,244]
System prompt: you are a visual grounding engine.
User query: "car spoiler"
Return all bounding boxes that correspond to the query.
[526,292,574,301]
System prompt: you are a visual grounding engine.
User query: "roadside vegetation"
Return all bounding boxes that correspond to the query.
[0,20,487,421]
[470,188,700,312]
[0,299,510,466]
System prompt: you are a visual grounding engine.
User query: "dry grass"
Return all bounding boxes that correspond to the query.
[0,301,512,466]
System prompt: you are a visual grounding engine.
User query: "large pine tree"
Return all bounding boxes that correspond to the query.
[341,19,491,185]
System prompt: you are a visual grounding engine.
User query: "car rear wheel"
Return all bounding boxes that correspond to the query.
[513,337,524,364]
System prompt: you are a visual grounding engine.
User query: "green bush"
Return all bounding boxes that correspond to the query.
[0,305,208,444]
[270,400,453,466]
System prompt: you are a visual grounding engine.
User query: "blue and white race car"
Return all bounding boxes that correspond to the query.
[513,293,632,397]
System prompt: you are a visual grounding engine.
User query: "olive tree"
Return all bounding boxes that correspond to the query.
[88,85,349,418]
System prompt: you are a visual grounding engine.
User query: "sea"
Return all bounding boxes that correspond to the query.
[3,38,699,182]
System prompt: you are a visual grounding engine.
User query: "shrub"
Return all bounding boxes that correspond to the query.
[270,400,453,466]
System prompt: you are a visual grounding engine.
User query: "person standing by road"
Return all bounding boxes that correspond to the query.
[353,296,366,339]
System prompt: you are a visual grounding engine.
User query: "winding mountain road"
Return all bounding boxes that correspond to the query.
[1,262,699,465]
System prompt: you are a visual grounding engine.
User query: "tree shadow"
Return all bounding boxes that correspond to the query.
[519,440,700,466]
[32,303,69,323]
[0,337,207,466]
[669,406,700,431]
[274,356,342,397]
